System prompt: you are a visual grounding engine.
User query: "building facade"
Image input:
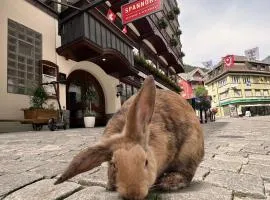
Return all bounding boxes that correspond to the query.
[178,67,207,100]
[205,56,270,117]
[0,0,184,131]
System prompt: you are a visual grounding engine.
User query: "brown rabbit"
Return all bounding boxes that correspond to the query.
[55,75,204,200]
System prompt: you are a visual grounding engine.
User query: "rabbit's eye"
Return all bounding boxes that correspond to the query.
[145,159,148,167]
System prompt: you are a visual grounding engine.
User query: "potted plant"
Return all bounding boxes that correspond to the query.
[157,18,168,29]
[173,7,180,15]
[167,11,175,20]
[170,38,178,47]
[175,29,182,36]
[22,86,58,124]
[83,86,97,128]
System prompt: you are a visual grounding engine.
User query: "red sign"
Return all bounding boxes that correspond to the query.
[179,80,193,99]
[121,0,163,24]
[223,55,235,68]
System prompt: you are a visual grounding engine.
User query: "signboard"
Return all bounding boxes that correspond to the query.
[121,0,163,24]
[179,80,193,99]
[244,47,259,61]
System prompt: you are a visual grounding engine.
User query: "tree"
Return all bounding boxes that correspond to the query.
[195,85,208,97]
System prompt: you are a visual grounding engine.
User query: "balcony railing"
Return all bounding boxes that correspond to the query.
[59,11,134,65]
[148,14,181,59]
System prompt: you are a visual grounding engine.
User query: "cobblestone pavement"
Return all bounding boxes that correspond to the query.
[0,116,270,200]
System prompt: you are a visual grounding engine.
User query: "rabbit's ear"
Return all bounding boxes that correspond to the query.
[125,75,156,145]
[54,142,112,185]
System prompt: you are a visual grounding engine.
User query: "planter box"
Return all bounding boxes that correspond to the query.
[23,109,58,123]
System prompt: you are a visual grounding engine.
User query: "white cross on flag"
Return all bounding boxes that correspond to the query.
[107,9,116,22]
[122,25,127,34]
[223,55,235,68]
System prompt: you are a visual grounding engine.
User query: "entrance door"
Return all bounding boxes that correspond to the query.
[66,70,106,128]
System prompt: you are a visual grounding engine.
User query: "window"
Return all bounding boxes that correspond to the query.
[251,65,257,70]
[234,90,242,97]
[120,82,139,104]
[263,90,269,96]
[218,78,227,87]
[232,76,240,84]
[255,90,261,97]
[260,66,266,71]
[7,19,42,95]
[243,76,250,83]
[245,90,252,97]
[220,91,228,100]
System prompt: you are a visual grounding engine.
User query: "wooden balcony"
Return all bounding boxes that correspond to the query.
[57,9,138,77]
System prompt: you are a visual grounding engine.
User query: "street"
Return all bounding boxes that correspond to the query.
[0,116,270,200]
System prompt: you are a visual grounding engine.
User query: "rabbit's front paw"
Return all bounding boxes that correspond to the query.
[156,172,189,191]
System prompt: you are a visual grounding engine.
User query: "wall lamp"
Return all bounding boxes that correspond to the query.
[116,83,123,97]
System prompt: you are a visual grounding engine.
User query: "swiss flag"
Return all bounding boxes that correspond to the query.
[122,25,127,34]
[223,55,235,68]
[107,9,116,22]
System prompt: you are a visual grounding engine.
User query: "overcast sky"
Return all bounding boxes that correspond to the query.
[178,0,270,67]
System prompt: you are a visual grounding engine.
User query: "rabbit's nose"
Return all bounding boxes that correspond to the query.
[125,185,147,200]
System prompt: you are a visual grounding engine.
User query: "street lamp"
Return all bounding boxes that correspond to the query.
[116,84,123,97]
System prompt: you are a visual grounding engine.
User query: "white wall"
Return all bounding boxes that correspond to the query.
[0,0,120,120]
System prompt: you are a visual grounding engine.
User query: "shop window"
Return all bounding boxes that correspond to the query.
[7,19,42,95]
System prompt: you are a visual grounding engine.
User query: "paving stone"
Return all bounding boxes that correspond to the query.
[65,186,121,200]
[204,170,264,198]
[71,166,108,188]
[242,164,270,181]
[193,167,210,181]
[226,151,249,158]
[0,172,43,198]
[241,147,269,155]
[265,182,270,195]
[4,179,82,200]
[29,161,68,178]
[200,159,242,172]
[218,146,243,153]
[249,154,270,162]
[214,154,248,164]
[234,196,263,200]
[160,182,232,200]
[0,160,45,174]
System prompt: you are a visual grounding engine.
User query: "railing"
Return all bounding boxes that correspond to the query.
[148,14,181,59]
[59,11,134,65]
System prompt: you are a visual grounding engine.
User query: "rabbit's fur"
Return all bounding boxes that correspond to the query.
[55,76,204,200]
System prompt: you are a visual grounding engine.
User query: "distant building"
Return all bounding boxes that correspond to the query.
[178,67,208,100]
[263,56,270,64]
[205,56,270,117]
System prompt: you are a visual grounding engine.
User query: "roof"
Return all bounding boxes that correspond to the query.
[179,67,208,82]
[209,55,270,73]
[263,56,270,64]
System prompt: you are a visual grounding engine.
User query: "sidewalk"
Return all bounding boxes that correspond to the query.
[0,117,270,199]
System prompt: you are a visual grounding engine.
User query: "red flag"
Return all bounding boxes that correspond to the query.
[224,55,235,67]
[107,9,116,22]
[122,25,127,34]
